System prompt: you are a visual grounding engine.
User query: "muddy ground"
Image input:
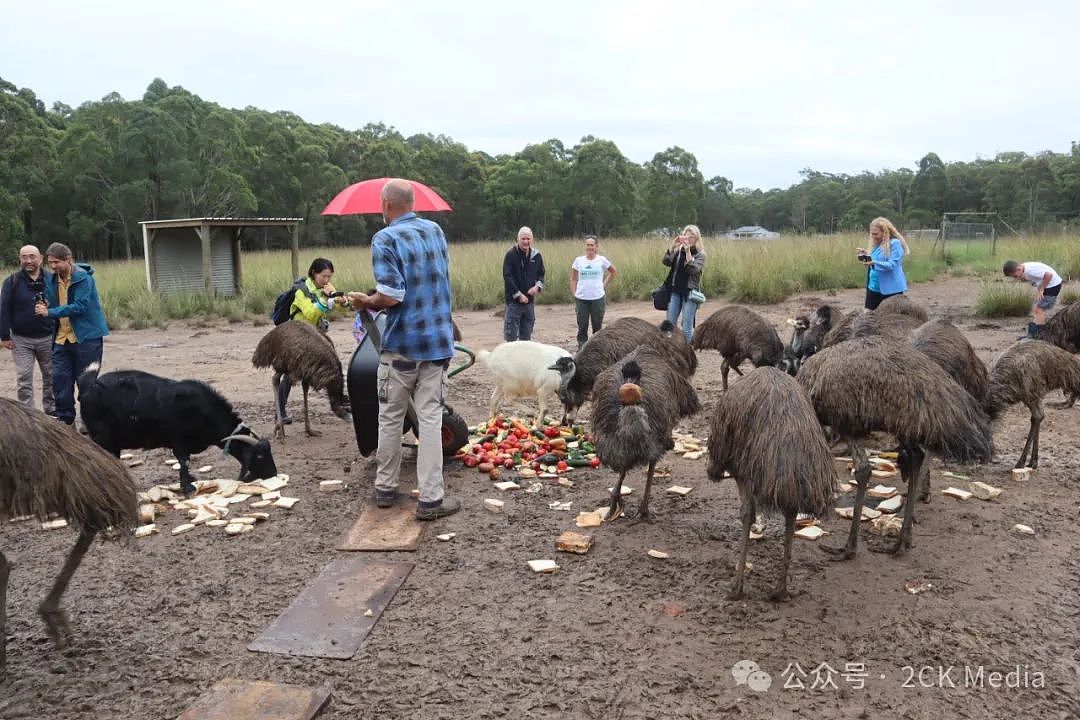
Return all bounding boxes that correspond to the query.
[1,276,1078,720]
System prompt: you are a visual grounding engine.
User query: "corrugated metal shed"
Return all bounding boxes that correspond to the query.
[139,217,303,295]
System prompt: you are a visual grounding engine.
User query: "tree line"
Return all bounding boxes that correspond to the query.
[2,76,1079,261]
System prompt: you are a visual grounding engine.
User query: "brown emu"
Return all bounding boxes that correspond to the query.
[797,337,992,558]
[985,340,1080,469]
[0,398,137,680]
[707,367,834,600]
[909,320,988,403]
[1035,302,1080,353]
[691,306,784,390]
[591,346,700,521]
[819,308,859,348]
[875,294,930,322]
[848,311,923,341]
[552,317,696,424]
[252,321,351,438]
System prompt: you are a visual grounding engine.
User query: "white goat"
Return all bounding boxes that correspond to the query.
[477,341,572,426]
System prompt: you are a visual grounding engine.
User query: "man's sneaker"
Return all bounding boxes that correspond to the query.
[375,490,397,508]
[415,496,462,521]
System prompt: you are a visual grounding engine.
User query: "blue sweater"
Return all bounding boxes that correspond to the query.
[0,269,55,339]
[869,239,908,295]
[44,263,110,342]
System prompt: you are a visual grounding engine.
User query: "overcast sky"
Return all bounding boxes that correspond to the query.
[3,1,1077,189]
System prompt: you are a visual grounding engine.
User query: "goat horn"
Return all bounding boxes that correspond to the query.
[222,434,259,446]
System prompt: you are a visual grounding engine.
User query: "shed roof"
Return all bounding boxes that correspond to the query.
[139,217,304,230]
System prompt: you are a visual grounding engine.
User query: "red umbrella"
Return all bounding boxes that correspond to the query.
[321,178,453,215]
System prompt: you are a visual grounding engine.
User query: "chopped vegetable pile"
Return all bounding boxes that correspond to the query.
[455,416,601,479]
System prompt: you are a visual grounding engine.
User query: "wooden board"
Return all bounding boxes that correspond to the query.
[177,678,330,720]
[248,558,413,659]
[337,497,423,552]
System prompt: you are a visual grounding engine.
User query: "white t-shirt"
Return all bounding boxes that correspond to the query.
[1021,262,1062,289]
[572,255,612,300]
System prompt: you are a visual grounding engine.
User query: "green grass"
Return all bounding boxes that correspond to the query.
[973,281,1035,318]
[6,233,1078,327]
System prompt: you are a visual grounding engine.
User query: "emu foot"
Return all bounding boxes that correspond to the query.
[179,481,197,498]
[39,606,72,649]
[305,427,322,438]
[820,544,856,561]
[606,499,623,522]
[869,536,911,555]
[726,587,744,602]
[625,505,654,524]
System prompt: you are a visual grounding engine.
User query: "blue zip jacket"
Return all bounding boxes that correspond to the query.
[44,262,110,342]
[869,238,908,295]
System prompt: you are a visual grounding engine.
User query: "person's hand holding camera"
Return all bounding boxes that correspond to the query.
[855,247,873,264]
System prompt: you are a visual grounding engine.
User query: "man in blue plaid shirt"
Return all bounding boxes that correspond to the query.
[348,179,460,520]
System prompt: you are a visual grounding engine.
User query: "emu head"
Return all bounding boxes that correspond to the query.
[328,377,353,423]
[795,305,834,360]
[548,356,582,411]
[222,428,278,481]
[778,345,800,376]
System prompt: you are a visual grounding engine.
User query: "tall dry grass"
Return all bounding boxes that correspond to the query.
[4,233,1078,328]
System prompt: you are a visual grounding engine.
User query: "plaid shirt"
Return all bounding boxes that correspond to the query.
[372,212,455,361]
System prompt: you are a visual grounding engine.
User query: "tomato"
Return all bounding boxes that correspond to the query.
[544,427,561,438]
[472,444,483,453]
[482,442,493,451]
[589,457,601,468]
[556,460,568,472]
[462,455,479,468]
[503,458,515,469]
[531,461,541,471]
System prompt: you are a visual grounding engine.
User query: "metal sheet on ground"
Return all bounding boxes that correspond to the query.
[337,497,423,551]
[177,678,331,720]
[248,558,414,659]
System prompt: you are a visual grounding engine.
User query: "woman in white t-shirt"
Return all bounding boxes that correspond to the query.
[570,236,617,350]
[1003,259,1064,338]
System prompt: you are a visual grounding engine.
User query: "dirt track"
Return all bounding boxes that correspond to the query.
[1,277,1078,720]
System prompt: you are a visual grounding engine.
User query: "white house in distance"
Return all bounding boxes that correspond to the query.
[726,225,780,239]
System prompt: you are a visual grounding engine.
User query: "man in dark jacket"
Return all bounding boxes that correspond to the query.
[34,242,110,425]
[502,226,545,341]
[1,244,55,413]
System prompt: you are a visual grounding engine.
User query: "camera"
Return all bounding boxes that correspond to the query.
[857,253,872,263]
[27,279,46,306]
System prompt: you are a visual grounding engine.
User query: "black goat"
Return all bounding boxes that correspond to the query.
[77,365,277,495]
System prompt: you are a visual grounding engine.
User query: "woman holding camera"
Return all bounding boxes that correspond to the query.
[278,257,349,423]
[858,217,910,310]
[661,224,707,341]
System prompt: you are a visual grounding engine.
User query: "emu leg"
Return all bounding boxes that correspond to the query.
[727,490,754,601]
[175,453,196,496]
[607,471,627,521]
[720,359,730,391]
[1029,403,1043,469]
[769,511,797,602]
[894,446,928,557]
[302,382,321,437]
[822,444,870,560]
[1015,405,1041,469]
[39,530,94,649]
[634,460,657,522]
[1,549,8,680]
[271,375,286,440]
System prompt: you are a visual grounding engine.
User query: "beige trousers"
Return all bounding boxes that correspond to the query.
[375,352,448,504]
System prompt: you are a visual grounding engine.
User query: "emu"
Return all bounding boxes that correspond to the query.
[252,320,351,438]
[552,318,696,424]
[78,365,276,496]
[797,336,992,558]
[1035,302,1080,353]
[875,294,930,322]
[985,340,1080,469]
[1,398,138,680]
[707,367,834,601]
[591,346,700,521]
[691,306,784,390]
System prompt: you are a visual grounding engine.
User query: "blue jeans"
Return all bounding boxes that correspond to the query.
[52,338,103,424]
[666,292,698,342]
[504,301,536,341]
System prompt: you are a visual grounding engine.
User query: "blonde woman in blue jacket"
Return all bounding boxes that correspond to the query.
[857,217,910,310]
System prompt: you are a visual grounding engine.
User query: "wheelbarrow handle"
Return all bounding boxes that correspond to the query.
[449,343,475,379]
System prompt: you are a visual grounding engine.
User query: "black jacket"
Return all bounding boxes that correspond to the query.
[503,246,546,305]
[0,269,54,340]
